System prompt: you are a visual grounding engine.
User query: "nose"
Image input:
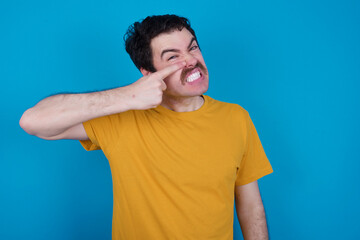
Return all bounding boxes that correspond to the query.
[184,53,197,68]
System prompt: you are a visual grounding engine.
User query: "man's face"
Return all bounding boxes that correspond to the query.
[150,28,209,100]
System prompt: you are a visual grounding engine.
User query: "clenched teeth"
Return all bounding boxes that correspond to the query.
[186,71,201,82]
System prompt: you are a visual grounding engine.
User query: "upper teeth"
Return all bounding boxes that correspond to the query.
[186,71,201,82]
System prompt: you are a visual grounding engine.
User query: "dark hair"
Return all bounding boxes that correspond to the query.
[124,15,197,72]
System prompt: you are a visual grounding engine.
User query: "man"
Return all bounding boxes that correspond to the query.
[20,15,273,240]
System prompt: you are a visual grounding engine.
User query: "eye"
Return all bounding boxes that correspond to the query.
[167,55,178,61]
[190,45,199,51]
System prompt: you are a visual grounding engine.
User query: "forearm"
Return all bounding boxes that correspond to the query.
[20,62,185,139]
[235,200,269,240]
[20,87,131,138]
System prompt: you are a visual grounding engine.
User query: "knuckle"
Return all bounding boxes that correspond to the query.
[155,81,162,88]
[156,89,163,96]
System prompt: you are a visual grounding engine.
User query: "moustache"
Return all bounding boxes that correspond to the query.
[180,63,208,84]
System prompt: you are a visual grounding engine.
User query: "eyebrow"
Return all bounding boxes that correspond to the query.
[160,37,197,59]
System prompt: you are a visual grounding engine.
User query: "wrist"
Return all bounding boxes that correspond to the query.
[106,86,134,113]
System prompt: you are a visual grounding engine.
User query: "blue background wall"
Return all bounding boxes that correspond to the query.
[1,0,359,239]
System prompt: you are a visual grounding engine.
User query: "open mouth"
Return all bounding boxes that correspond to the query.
[186,70,201,83]
[181,68,203,85]
[180,63,207,85]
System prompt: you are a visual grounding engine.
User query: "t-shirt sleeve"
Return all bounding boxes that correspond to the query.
[79,120,101,151]
[235,112,273,186]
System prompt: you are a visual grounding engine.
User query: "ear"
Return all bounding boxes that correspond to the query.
[140,68,151,76]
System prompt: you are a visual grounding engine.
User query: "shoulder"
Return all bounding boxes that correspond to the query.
[204,95,250,119]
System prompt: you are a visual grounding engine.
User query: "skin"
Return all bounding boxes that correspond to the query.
[235,181,269,240]
[141,28,209,112]
[19,28,269,240]
[19,61,186,140]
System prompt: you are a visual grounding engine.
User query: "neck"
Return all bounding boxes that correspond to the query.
[160,95,204,112]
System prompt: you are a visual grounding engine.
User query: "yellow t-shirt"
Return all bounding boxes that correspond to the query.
[80,95,272,240]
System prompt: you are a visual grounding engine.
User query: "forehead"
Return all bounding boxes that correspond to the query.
[150,29,195,57]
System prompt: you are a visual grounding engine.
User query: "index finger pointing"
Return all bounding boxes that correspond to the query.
[154,62,186,79]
